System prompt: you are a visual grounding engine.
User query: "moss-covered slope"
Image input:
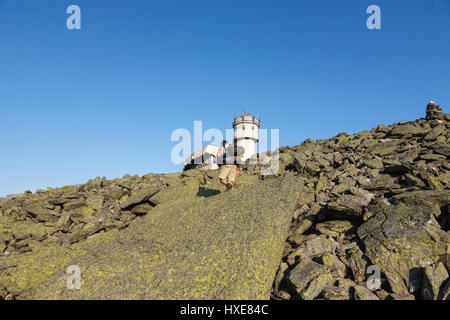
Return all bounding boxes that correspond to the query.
[1,174,302,299]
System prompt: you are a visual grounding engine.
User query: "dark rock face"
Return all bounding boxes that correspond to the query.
[286,259,333,300]
[1,101,449,300]
[358,200,448,294]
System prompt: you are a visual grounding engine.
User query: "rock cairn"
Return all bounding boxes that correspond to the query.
[426,101,445,121]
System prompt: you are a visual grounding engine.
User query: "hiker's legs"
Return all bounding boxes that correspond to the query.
[218,165,232,186]
[219,165,237,190]
[226,165,237,189]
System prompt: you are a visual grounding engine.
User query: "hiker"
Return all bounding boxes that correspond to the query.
[217,140,240,191]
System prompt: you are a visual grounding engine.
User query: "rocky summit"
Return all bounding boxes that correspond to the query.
[1,101,449,300]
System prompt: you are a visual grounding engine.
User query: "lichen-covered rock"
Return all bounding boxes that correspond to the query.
[291,202,321,236]
[316,220,354,238]
[286,259,331,298]
[129,203,153,215]
[421,262,449,300]
[2,175,303,299]
[424,124,446,141]
[55,212,72,231]
[438,278,450,300]
[353,285,379,300]
[347,246,368,283]
[300,272,334,300]
[319,253,347,278]
[23,203,59,223]
[63,199,86,211]
[390,124,427,138]
[392,190,450,209]
[358,200,448,295]
[287,234,337,265]
[327,195,370,217]
[363,174,401,191]
[85,195,104,211]
[320,278,357,300]
[388,293,415,300]
[119,186,160,209]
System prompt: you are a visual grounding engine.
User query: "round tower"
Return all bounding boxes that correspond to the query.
[233,112,260,162]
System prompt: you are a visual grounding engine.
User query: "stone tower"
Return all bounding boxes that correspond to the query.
[233,113,260,162]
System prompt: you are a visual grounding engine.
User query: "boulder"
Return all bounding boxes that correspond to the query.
[119,186,160,209]
[23,203,59,223]
[358,200,448,295]
[419,153,446,162]
[85,195,104,211]
[365,141,399,156]
[424,124,446,141]
[347,246,368,283]
[327,195,370,217]
[360,159,384,169]
[398,149,420,162]
[320,279,357,300]
[287,234,316,247]
[55,212,72,230]
[392,190,450,208]
[63,199,86,211]
[300,273,334,300]
[390,124,427,138]
[287,234,337,265]
[421,262,449,300]
[319,253,347,278]
[129,203,153,215]
[382,161,413,174]
[363,174,401,191]
[388,293,416,300]
[353,285,379,300]
[286,259,331,299]
[330,180,356,196]
[315,220,354,238]
[438,279,450,300]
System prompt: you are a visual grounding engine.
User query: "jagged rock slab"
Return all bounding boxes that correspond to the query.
[1,175,303,300]
[358,200,449,295]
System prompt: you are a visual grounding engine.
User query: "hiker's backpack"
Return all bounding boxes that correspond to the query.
[218,146,229,166]
[218,145,245,166]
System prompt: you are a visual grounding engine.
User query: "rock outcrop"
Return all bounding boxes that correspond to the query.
[1,173,303,299]
[1,101,449,300]
[264,101,449,300]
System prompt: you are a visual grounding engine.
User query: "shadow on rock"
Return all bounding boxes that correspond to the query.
[197,187,221,198]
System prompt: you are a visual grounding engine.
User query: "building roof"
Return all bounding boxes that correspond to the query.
[184,145,220,165]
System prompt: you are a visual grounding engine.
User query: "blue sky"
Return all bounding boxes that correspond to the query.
[1,0,449,196]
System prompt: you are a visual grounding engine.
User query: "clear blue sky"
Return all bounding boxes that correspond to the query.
[1,0,449,196]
